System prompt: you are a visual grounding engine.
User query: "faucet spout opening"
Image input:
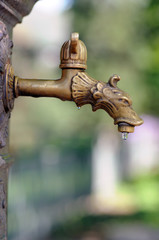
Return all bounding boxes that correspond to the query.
[117,122,134,133]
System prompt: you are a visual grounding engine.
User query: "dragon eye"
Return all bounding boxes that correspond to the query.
[119,98,129,105]
[124,99,129,105]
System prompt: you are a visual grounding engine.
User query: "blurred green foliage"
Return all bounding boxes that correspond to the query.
[120,170,159,212]
[141,0,159,115]
[71,0,159,117]
[50,211,159,239]
[50,170,159,239]
[70,0,147,113]
[8,135,92,238]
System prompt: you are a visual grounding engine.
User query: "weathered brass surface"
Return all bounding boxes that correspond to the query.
[72,73,143,132]
[4,32,143,134]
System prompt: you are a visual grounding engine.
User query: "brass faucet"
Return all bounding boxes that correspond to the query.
[4,32,143,137]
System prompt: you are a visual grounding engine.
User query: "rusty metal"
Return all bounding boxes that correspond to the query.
[4,32,143,134]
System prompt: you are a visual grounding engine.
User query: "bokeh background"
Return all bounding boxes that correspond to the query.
[8,0,159,239]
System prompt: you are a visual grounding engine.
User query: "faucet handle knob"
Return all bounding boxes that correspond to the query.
[70,32,79,55]
[59,32,87,70]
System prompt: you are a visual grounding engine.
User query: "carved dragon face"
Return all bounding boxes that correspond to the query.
[72,72,143,130]
[92,74,143,127]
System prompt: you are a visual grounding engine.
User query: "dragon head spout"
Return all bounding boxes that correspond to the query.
[72,73,143,133]
[92,75,143,130]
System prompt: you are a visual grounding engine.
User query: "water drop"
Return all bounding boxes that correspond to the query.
[78,107,80,110]
[122,132,128,140]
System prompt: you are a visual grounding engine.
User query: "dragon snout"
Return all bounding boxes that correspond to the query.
[114,106,143,133]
